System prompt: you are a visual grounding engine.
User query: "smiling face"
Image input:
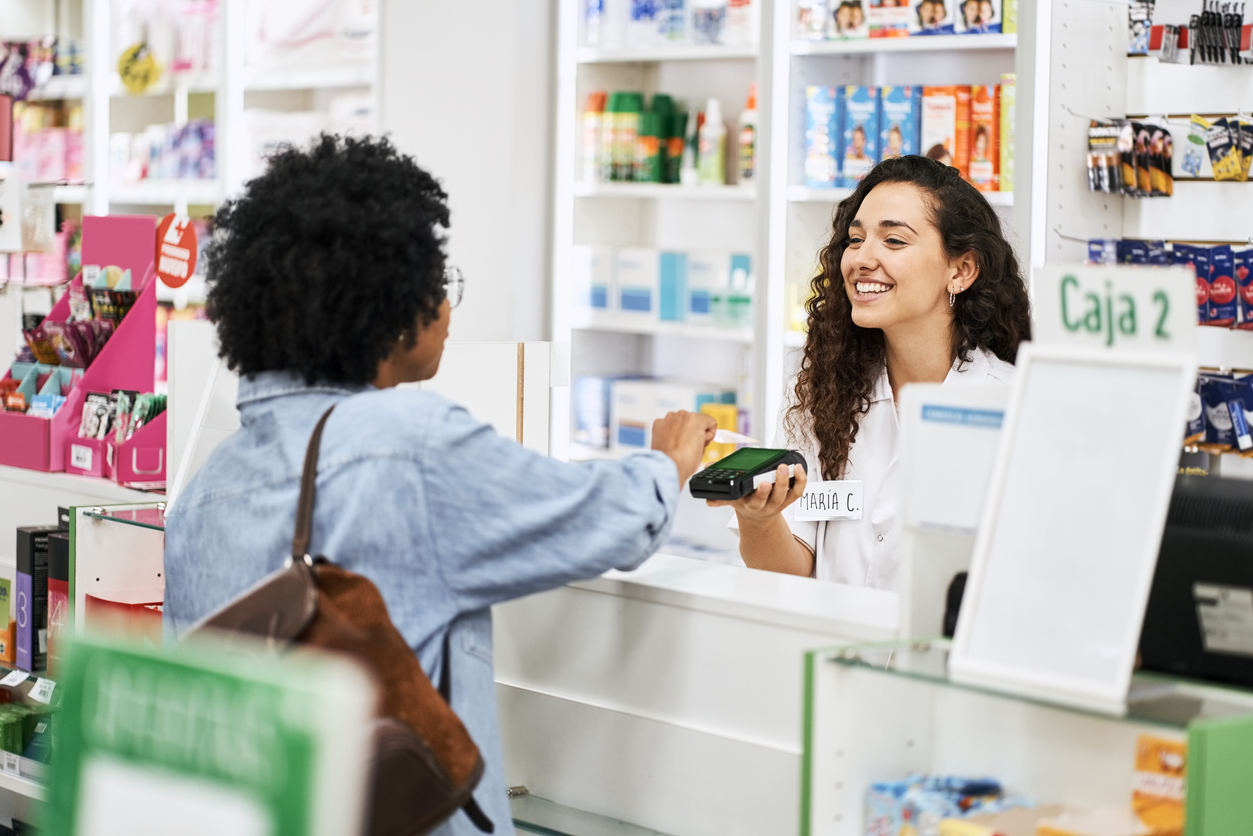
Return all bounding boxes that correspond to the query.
[841,182,978,336]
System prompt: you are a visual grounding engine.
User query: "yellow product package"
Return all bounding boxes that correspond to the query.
[700,402,740,464]
[1131,735,1185,836]
[1205,117,1244,181]
[1036,808,1152,836]
[938,819,994,836]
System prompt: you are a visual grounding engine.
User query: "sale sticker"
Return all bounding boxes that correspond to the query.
[155,213,198,289]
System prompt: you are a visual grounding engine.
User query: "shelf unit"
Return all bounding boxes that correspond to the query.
[551,2,1028,559]
[4,0,379,216]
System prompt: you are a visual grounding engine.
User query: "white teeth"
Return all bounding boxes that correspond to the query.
[855,281,891,294]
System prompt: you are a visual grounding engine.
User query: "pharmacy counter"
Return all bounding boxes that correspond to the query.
[494,553,898,836]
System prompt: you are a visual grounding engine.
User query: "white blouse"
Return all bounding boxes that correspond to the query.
[731,347,1014,591]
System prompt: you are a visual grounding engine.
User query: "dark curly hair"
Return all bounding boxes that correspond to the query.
[788,155,1031,479]
[205,134,450,384]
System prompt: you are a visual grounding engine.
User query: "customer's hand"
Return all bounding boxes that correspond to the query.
[706,463,808,526]
[651,411,718,486]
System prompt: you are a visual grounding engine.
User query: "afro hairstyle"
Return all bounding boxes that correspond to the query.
[205,133,450,385]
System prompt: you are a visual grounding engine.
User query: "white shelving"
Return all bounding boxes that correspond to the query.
[791,33,1016,55]
[244,65,374,92]
[576,44,759,63]
[572,315,755,343]
[573,181,758,200]
[0,765,45,803]
[786,184,1012,206]
[110,179,222,206]
[26,75,87,101]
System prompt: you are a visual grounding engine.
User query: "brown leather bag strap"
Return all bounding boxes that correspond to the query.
[291,405,337,562]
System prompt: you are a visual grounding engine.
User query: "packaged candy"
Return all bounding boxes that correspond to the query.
[1171,244,1207,325]
[1237,119,1253,180]
[21,325,61,365]
[4,392,26,413]
[1148,125,1172,196]
[1117,120,1137,194]
[1133,123,1153,195]
[68,281,93,322]
[27,393,65,419]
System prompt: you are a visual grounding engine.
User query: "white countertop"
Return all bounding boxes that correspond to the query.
[576,553,899,642]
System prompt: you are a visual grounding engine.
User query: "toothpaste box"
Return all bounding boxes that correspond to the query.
[805,86,841,188]
[868,0,911,37]
[659,251,688,322]
[616,248,659,318]
[1208,244,1237,326]
[879,86,921,160]
[841,86,880,187]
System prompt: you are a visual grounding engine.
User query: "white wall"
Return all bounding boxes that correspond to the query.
[379,0,556,343]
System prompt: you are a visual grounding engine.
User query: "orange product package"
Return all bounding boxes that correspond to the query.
[1132,735,1185,836]
[921,85,973,180]
[969,84,1000,192]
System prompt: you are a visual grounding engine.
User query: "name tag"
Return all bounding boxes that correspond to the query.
[794,480,863,521]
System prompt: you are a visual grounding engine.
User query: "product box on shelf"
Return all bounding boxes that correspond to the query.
[922,85,972,179]
[610,379,736,452]
[108,409,167,488]
[616,248,660,319]
[805,86,841,188]
[868,0,911,37]
[841,86,880,187]
[659,251,689,322]
[830,0,871,39]
[47,531,68,674]
[0,215,158,473]
[15,525,57,674]
[969,84,1000,192]
[909,0,955,34]
[999,74,1015,192]
[573,244,615,315]
[956,0,1001,32]
[687,250,730,324]
[880,86,922,160]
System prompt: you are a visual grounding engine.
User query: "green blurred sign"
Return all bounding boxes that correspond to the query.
[44,636,376,836]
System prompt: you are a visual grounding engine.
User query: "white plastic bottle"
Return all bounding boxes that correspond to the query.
[697,98,727,185]
[737,83,757,184]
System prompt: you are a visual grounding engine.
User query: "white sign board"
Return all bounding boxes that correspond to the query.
[949,344,1195,715]
[1032,264,1196,352]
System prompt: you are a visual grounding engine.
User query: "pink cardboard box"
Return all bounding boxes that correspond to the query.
[109,410,166,488]
[0,215,157,472]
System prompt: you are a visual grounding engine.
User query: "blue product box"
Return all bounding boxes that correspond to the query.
[1172,243,1208,324]
[841,86,879,187]
[1201,375,1237,448]
[879,86,921,160]
[804,86,840,188]
[1087,239,1117,265]
[1116,239,1150,264]
[659,251,688,322]
[1208,244,1236,326]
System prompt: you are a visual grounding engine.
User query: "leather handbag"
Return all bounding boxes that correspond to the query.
[184,405,494,836]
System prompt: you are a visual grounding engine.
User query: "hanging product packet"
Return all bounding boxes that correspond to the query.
[1086,121,1122,193]
[1226,377,1253,454]
[1198,374,1237,451]
[1172,243,1208,324]
[1185,376,1205,445]
[1237,118,1253,180]
[1205,117,1244,181]
[1134,123,1153,194]
[1183,115,1210,178]
[1148,124,1173,195]
[1207,245,1237,326]
[78,392,112,440]
[21,325,61,365]
[1235,248,1253,329]
[110,389,140,442]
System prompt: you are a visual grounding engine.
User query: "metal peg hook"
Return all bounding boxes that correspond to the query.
[1053,226,1095,244]
[1063,104,1119,122]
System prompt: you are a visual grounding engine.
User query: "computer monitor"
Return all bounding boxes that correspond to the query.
[1140,474,1253,688]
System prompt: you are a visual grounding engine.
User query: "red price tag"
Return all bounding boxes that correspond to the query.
[155,213,198,289]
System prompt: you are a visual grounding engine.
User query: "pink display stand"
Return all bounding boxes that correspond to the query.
[65,435,112,479]
[0,215,158,472]
[109,410,167,486]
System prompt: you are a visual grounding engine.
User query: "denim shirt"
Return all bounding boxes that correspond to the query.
[163,371,680,835]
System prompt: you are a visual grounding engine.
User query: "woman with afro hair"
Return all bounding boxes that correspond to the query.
[163,135,715,835]
[710,155,1030,589]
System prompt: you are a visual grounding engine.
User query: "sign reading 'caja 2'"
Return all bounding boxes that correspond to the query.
[1032,265,1197,352]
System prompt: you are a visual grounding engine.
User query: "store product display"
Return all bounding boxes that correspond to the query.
[8,101,84,184]
[1140,0,1252,65]
[572,376,742,451]
[110,118,216,183]
[805,79,1013,190]
[573,245,752,325]
[1084,238,1250,328]
[0,37,82,101]
[797,0,1014,39]
[586,0,758,49]
[582,85,757,185]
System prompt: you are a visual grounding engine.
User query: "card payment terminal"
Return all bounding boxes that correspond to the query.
[688,448,809,501]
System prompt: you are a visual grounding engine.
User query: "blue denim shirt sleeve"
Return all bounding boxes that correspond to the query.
[417,399,680,612]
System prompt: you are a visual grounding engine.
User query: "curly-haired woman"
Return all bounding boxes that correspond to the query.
[164,135,714,834]
[712,155,1031,587]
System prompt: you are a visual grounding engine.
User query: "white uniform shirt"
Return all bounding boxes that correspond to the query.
[732,347,1014,590]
